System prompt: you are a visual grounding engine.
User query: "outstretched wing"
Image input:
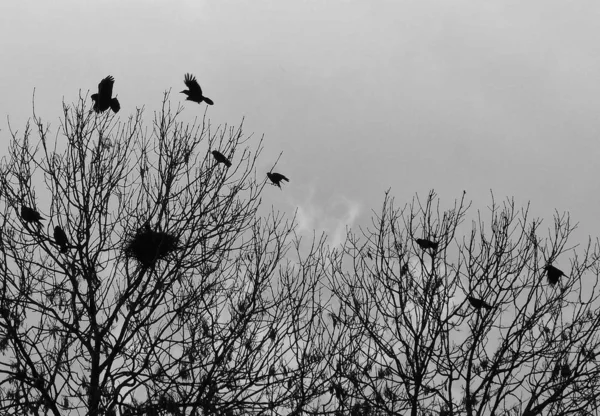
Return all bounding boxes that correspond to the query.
[98,75,115,99]
[279,174,289,182]
[184,73,202,95]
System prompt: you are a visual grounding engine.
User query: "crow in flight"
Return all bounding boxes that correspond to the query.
[21,206,43,223]
[267,172,289,189]
[54,226,69,253]
[415,238,439,251]
[545,264,566,286]
[467,296,493,311]
[91,76,120,113]
[211,150,232,167]
[181,73,214,105]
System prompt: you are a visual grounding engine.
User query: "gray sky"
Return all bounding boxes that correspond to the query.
[2,0,600,245]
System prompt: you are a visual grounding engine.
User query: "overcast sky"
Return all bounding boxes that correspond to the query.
[2,0,600,246]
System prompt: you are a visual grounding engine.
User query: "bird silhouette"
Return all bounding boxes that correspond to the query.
[415,238,439,251]
[181,73,214,105]
[467,296,493,311]
[561,363,571,378]
[211,150,232,167]
[267,172,289,189]
[53,226,69,253]
[21,206,43,223]
[91,76,120,113]
[545,264,566,285]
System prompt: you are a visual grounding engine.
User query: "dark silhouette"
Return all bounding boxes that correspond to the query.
[267,172,289,189]
[211,150,232,167]
[467,296,493,311]
[545,264,566,285]
[181,73,214,105]
[91,76,120,114]
[53,226,69,253]
[561,363,572,378]
[20,206,43,223]
[415,238,439,251]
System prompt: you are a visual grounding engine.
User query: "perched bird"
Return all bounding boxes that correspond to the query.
[53,226,69,253]
[181,73,214,105]
[21,206,43,223]
[467,296,493,311]
[267,172,289,189]
[415,238,439,251]
[545,264,566,285]
[211,150,232,167]
[561,363,571,378]
[91,76,120,114]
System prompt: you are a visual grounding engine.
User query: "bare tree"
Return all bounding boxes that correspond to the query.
[326,190,600,416]
[0,93,331,416]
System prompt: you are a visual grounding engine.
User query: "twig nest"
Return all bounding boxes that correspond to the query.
[125,226,178,267]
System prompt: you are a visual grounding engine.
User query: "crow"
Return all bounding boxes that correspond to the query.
[21,206,43,223]
[561,363,571,378]
[211,150,232,167]
[267,172,289,189]
[181,73,214,105]
[545,264,566,286]
[53,226,69,253]
[467,296,493,311]
[415,238,439,251]
[91,75,120,113]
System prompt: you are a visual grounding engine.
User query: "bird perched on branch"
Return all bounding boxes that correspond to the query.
[415,238,438,251]
[21,206,43,223]
[467,296,493,311]
[53,226,69,253]
[181,73,214,105]
[211,150,232,167]
[267,172,289,189]
[91,75,120,113]
[545,264,566,285]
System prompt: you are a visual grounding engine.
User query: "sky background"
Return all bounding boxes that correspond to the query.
[2,0,600,249]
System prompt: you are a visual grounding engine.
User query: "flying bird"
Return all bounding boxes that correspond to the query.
[53,226,69,253]
[545,264,566,285]
[467,296,493,311]
[181,73,214,105]
[91,76,120,113]
[267,172,289,189]
[20,206,43,223]
[415,238,439,251]
[211,150,232,167]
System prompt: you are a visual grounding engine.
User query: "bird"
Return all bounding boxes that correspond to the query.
[20,206,43,223]
[211,150,232,167]
[415,238,439,251]
[561,363,571,378]
[467,296,493,311]
[53,226,69,253]
[545,264,566,285]
[91,76,120,114]
[267,172,289,189]
[180,73,214,105]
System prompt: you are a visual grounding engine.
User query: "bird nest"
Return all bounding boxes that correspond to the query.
[124,227,179,267]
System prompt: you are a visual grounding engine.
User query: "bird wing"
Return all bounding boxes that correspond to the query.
[98,76,115,98]
[184,73,202,95]
[273,173,289,182]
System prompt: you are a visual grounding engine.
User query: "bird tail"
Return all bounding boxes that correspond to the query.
[225,160,232,168]
[110,98,121,113]
[60,245,68,254]
[204,97,214,106]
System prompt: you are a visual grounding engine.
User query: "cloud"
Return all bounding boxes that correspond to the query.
[295,186,362,249]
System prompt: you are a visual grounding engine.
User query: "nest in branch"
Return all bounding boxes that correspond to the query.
[124,226,179,267]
